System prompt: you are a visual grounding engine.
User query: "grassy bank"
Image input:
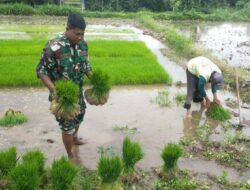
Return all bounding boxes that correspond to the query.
[0,3,250,21]
[0,40,171,87]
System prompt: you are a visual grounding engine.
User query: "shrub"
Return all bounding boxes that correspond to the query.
[0,3,36,15]
[161,143,182,173]
[206,104,231,121]
[122,137,144,174]
[22,150,45,175]
[98,155,123,189]
[0,147,16,177]
[9,162,40,190]
[37,4,81,16]
[0,109,28,127]
[51,156,78,190]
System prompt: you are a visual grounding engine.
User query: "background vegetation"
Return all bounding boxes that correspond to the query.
[0,0,249,13]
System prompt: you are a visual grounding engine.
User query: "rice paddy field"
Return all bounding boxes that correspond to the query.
[0,16,250,190]
[0,23,171,87]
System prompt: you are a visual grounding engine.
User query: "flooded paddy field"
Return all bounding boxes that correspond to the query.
[0,86,249,185]
[160,20,250,68]
[0,15,250,189]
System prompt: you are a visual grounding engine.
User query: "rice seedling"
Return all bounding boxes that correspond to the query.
[84,69,111,105]
[161,143,182,176]
[175,93,186,105]
[122,137,144,175]
[113,125,137,135]
[206,103,231,121]
[0,147,16,177]
[153,90,172,107]
[97,155,123,190]
[50,80,80,120]
[51,156,79,190]
[22,150,45,175]
[9,161,40,190]
[0,109,28,127]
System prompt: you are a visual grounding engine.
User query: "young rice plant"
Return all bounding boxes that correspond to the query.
[85,69,111,105]
[0,147,16,177]
[51,156,79,190]
[206,104,231,121]
[50,80,80,120]
[0,109,28,127]
[97,155,123,190]
[22,150,45,175]
[122,137,144,175]
[161,143,182,174]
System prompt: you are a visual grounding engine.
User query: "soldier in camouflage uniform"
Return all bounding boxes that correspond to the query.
[36,13,92,159]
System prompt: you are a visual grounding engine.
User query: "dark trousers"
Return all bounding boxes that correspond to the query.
[184,69,198,109]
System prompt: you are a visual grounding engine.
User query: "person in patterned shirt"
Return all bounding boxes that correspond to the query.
[36,13,92,159]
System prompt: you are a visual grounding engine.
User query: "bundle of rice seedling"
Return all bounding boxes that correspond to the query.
[161,143,182,177]
[0,109,28,127]
[97,155,123,190]
[122,137,144,176]
[206,103,231,121]
[50,80,80,120]
[84,69,111,106]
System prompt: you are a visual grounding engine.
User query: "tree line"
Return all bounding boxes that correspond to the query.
[0,0,249,11]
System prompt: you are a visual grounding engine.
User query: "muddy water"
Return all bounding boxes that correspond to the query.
[163,21,250,67]
[0,86,249,181]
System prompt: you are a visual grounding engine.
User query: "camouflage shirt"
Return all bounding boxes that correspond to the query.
[36,33,91,88]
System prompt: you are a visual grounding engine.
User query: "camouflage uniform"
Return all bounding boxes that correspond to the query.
[36,33,91,132]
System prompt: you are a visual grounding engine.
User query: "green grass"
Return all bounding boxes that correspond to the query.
[0,39,171,87]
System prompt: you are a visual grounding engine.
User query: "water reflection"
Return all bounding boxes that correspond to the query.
[183,105,206,138]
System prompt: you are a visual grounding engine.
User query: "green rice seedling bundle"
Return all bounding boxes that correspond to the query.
[22,150,45,175]
[206,103,231,121]
[161,143,182,176]
[0,147,16,177]
[9,161,40,190]
[97,155,123,190]
[122,137,144,176]
[84,69,111,106]
[0,109,28,127]
[50,80,80,120]
[51,156,79,190]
